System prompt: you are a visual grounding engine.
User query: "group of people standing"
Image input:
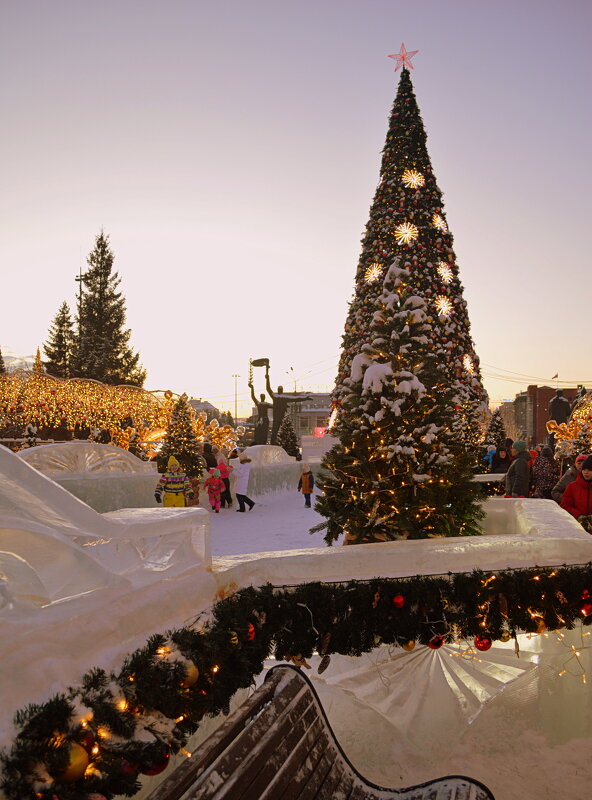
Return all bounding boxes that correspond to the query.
[155,444,256,513]
[485,438,592,532]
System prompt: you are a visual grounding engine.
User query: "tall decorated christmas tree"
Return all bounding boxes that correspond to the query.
[315,46,486,545]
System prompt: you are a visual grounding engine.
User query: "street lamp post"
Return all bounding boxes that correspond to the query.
[232,374,240,423]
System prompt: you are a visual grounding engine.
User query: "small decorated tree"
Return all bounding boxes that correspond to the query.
[484,409,507,449]
[277,414,299,457]
[157,394,203,478]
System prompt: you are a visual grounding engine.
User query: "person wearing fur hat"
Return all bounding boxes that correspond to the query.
[203,468,226,513]
[505,441,531,497]
[155,456,194,507]
[561,455,592,531]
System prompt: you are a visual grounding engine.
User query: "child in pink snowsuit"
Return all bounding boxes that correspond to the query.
[203,468,225,513]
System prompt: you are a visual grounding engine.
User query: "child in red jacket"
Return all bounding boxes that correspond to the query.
[203,468,226,513]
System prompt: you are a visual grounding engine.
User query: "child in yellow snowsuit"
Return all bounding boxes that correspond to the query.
[155,456,194,507]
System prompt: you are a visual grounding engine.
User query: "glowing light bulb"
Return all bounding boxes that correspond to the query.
[435,295,453,317]
[432,214,447,232]
[364,263,383,283]
[401,169,425,188]
[437,261,453,284]
[394,222,419,245]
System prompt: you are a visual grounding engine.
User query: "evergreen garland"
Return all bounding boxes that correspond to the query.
[3,563,592,800]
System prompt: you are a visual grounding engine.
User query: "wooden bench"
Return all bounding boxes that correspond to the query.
[147,665,495,800]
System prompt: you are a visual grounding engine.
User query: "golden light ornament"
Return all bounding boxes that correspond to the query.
[401,640,416,652]
[394,221,419,245]
[432,214,447,232]
[437,261,453,284]
[462,355,475,374]
[364,263,383,283]
[401,169,425,188]
[180,663,200,689]
[435,295,453,317]
[57,742,90,783]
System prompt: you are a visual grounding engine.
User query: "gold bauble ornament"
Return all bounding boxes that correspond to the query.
[499,631,511,643]
[401,640,416,652]
[59,742,90,783]
[180,663,200,689]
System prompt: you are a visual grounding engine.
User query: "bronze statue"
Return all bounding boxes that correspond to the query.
[249,358,312,446]
[264,362,311,445]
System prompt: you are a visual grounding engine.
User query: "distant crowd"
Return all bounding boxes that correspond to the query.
[483,438,592,533]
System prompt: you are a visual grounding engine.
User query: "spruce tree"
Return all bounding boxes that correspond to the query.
[157,394,203,478]
[43,301,74,378]
[0,345,5,374]
[277,414,299,457]
[314,260,483,544]
[73,231,146,386]
[484,409,507,449]
[333,66,486,450]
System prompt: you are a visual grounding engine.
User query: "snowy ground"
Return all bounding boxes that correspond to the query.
[206,487,340,556]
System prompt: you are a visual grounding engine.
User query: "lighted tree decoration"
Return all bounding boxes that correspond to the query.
[72,230,146,387]
[483,408,507,449]
[43,301,75,378]
[314,260,483,544]
[277,414,300,457]
[332,59,486,461]
[157,393,204,479]
[32,347,44,374]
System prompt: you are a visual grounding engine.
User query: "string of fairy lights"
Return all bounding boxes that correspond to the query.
[0,371,242,455]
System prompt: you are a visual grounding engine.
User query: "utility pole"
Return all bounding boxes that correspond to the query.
[74,266,84,318]
[232,374,240,422]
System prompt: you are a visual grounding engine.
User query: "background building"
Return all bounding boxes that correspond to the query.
[498,385,580,446]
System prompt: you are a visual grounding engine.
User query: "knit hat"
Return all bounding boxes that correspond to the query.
[581,456,592,471]
[575,454,588,464]
[167,456,181,470]
[512,441,527,452]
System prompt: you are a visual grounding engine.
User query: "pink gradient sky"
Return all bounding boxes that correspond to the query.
[1,0,590,416]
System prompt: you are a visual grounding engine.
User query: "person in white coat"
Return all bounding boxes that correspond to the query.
[233,453,255,512]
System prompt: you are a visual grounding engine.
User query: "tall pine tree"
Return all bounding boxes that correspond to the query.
[314,260,483,544]
[157,394,203,478]
[0,345,5,374]
[73,231,146,386]
[43,301,74,378]
[333,65,486,451]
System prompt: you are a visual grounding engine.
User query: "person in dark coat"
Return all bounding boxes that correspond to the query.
[561,455,592,531]
[505,441,531,497]
[202,442,218,470]
[491,447,511,473]
[532,446,559,499]
[552,454,587,503]
[297,463,315,508]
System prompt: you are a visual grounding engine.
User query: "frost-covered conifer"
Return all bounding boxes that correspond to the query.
[314,260,483,544]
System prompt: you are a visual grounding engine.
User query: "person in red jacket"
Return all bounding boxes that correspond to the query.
[561,455,592,532]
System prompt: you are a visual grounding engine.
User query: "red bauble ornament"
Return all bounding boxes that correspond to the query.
[246,623,256,641]
[474,634,493,652]
[391,593,405,609]
[580,602,592,617]
[582,589,590,600]
[141,749,170,776]
[120,760,140,776]
[80,730,95,755]
[427,635,445,649]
